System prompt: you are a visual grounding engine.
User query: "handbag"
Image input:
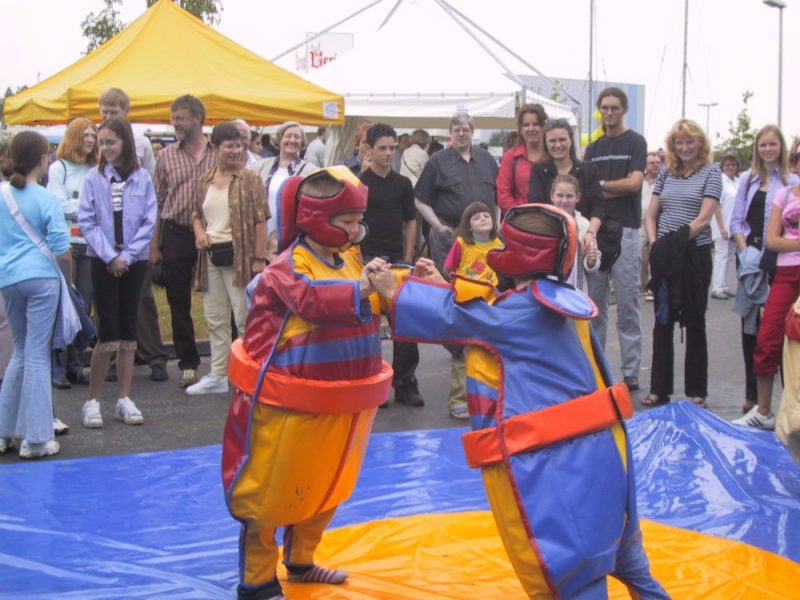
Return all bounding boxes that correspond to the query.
[208,241,235,267]
[1,182,82,346]
[67,283,96,351]
[151,260,172,287]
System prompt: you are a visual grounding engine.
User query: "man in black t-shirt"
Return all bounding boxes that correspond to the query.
[360,123,423,408]
[583,87,647,391]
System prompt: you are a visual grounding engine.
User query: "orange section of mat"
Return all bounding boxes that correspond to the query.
[276,511,800,599]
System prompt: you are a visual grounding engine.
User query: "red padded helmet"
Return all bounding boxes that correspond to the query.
[486,204,577,282]
[277,166,368,252]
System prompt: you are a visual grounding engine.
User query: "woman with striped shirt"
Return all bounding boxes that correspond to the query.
[643,119,721,408]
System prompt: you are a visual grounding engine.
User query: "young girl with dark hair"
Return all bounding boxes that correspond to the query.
[443,201,503,419]
[444,201,503,285]
[78,118,156,429]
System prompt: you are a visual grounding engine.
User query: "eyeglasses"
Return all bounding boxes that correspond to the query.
[599,105,623,113]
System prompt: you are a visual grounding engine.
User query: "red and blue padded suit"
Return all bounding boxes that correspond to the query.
[390,274,669,600]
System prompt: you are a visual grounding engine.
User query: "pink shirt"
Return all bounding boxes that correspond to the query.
[775,186,800,267]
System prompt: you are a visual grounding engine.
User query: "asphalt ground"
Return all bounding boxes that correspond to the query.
[0,286,782,464]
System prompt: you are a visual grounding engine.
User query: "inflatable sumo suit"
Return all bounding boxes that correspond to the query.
[389,205,669,599]
[222,167,392,597]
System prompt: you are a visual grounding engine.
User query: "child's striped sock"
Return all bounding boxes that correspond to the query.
[287,564,348,585]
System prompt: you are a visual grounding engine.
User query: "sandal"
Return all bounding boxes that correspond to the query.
[690,397,708,409]
[641,394,670,407]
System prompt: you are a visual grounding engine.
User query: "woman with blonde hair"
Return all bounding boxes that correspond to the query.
[643,119,721,408]
[252,122,313,236]
[729,125,799,417]
[47,117,99,389]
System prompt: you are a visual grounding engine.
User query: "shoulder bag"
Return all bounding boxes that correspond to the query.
[0,182,87,347]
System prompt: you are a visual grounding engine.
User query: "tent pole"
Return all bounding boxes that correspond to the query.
[271,0,386,62]
[588,0,594,147]
[436,0,580,108]
[378,0,405,29]
[431,0,526,88]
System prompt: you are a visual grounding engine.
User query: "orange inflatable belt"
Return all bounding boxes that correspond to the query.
[227,338,393,414]
[462,383,632,468]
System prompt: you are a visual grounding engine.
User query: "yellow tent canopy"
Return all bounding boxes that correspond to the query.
[3,0,343,126]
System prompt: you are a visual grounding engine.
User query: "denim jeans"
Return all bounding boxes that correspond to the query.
[0,292,12,380]
[586,227,643,380]
[0,278,59,444]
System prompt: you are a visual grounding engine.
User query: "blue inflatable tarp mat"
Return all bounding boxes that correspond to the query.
[0,401,798,598]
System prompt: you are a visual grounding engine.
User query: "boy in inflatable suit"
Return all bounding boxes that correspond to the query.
[222,166,393,600]
[370,204,669,599]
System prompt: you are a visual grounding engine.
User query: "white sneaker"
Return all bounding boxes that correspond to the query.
[732,406,776,430]
[115,397,144,425]
[82,399,104,429]
[53,417,70,436]
[186,373,228,395]
[19,439,60,459]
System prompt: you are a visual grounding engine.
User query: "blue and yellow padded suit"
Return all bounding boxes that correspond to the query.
[390,275,669,600]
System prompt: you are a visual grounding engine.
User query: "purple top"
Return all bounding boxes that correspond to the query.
[730,167,800,243]
[78,164,156,265]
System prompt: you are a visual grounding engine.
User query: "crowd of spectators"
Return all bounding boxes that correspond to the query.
[1,84,799,459]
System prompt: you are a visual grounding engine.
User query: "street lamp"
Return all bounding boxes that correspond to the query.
[763,0,786,128]
[698,102,718,136]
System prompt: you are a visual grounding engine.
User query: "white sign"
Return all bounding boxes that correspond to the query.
[322,102,339,120]
[294,32,354,73]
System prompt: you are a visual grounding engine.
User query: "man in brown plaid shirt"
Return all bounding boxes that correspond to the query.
[151,95,218,388]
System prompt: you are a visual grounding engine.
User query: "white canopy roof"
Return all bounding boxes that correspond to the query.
[279,0,575,129]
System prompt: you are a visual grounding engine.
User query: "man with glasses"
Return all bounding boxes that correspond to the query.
[414,112,499,419]
[151,95,218,388]
[415,113,499,273]
[584,87,647,391]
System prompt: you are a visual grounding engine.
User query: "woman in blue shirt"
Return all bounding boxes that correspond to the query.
[0,132,71,459]
[79,118,156,430]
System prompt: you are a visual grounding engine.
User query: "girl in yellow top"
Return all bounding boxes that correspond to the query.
[444,202,503,284]
[443,202,503,419]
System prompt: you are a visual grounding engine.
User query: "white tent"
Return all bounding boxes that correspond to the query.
[274,0,577,159]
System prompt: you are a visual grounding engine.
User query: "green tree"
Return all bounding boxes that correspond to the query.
[145,0,223,25]
[715,91,757,165]
[81,0,124,54]
[489,130,516,149]
[82,0,224,55]
[549,80,566,104]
